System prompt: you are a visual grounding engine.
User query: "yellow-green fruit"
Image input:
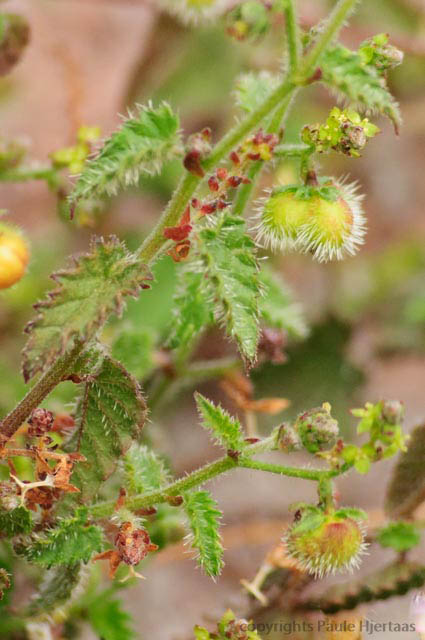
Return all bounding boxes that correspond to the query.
[285,513,366,577]
[257,179,365,262]
[0,224,29,289]
[259,191,311,250]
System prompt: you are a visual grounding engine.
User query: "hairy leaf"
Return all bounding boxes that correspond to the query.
[167,268,213,351]
[16,509,103,567]
[88,592,136,640]
[27,563,84,616]
[67,356,147,500]
[70,103,182,203]
[258,267,308,338]
[195,392,246,452]
[386,423,425,518]
[184,490,224,578]
[0,507,33,536]
[196,214,261,364]
[22,236,152,381]
[321,44,401,131]
[234,71,280,114]
[124,444,171,494]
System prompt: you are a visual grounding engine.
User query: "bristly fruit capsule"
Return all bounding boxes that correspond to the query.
[295,403,339,454]
[284,508,367,577]
[255,177,366,262]
[0,222,29,289]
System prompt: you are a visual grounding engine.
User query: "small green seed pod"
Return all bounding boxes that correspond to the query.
[285,511,367,577]
[295,403,339,454]
[255,178,366,262]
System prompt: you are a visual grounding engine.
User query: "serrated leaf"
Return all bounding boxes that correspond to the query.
[27,563,83,616]
[377,522,421,553]
[184,490,224,578]
[258,267,308,339]
[321,44,401,131]
[70,102,182,203]
[66,356,147,500]
[16,509,103,567]
[22,236,152,382]
[0,507,33,536]
[334,507,367,521]
[196,214,261,364]
[88,592,136,640]
[386,423,425,518]
[167,267,213,352]
[195,392,246,452]
[124,444,171,494]
[234,71,280,114]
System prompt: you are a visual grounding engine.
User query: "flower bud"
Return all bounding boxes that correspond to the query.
[295,403,339,454]
[381,400,405,425]
[285,511,367,577]
[278,423,302,452]
[256,177,366,262]
[359,33,403,73]
[0,222,29,289]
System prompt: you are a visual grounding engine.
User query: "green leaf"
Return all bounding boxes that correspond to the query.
[112,326,155,380]
[196,214,261,364]
[16,509,103,567]
[69,102,182,203]
[377,522,421,553]
[195,392,246,452]
[258,266,308,338]
[386,423,425,518]
[334,507,367,521]
[321,44,402,132]
[168,267,213,352]
[0,507,33,536]
[88,592,136,640]
[234,71,280,114]
[184,490,224,578]
[66,355,147,500]
[27,563,83,616]
[22,235,152,382]
[124,444,171,494]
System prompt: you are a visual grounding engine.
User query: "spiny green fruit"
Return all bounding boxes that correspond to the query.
[285,510,367,578]
[295,403,339,454]
[256,178,365,262]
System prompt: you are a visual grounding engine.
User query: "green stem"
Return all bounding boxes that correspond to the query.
[274,143,313,157]
[297,0,359,80]
[238,458,333,481]
[88,435,342,519]
[0,342,82,443]
[283,0,301,75]
[0,166,58,183]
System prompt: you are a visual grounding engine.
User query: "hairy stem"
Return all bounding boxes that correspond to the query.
[283,0,301,75]
[0,342,82,443]
[297,0,359,79]
[89,436,341,519]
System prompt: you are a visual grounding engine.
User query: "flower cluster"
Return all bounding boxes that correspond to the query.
[302,107,379,157]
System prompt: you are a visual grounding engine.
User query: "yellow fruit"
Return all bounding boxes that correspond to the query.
[0,225,29,289]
